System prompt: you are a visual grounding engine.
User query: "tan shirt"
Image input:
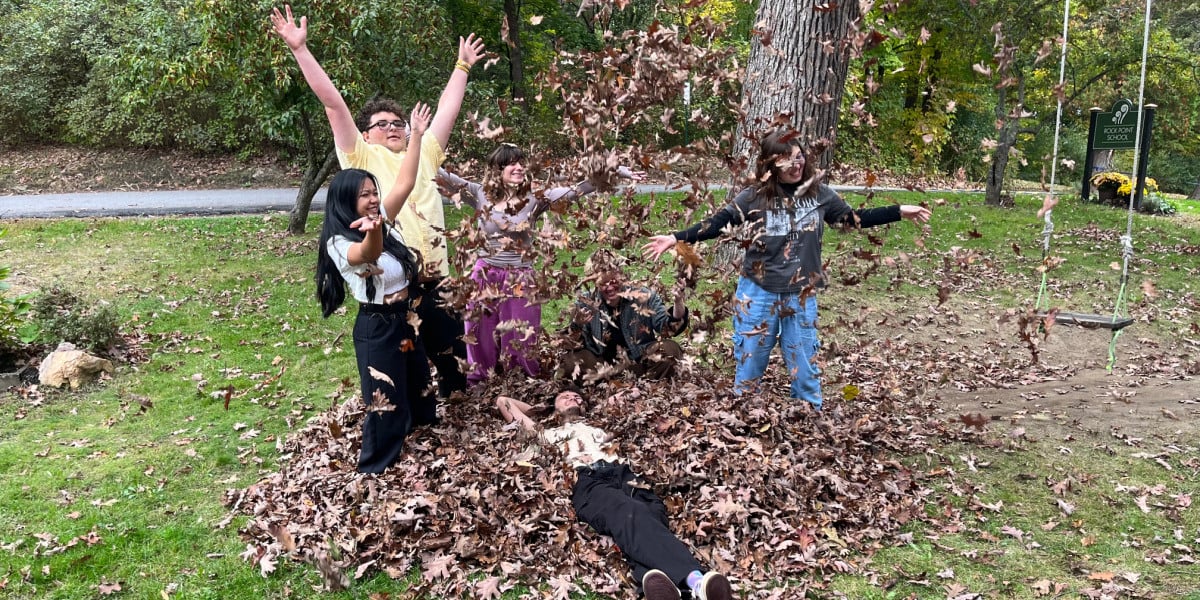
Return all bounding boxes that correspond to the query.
[541,422,620,468]
[337,135,449,277]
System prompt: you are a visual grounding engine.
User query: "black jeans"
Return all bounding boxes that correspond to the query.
[413,279,468,398]
[353,301,434,473]
[571,462,703,590]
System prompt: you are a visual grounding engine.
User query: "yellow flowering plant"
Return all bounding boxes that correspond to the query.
[1117,176,1157,197]
[1090,171,1130,189]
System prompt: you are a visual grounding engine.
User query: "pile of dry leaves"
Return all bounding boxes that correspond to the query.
[224,362,944,598]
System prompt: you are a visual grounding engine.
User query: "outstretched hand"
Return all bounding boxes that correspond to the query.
[458,33,486,67]
[1037,193,1058,218]
[269,5,306,51]
[409,103,431,137]
[350,215,382,233]
[900,204,932,224]
[617,166,647,182]
[642,235,676,260]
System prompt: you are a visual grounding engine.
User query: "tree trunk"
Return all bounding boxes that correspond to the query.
[736,0,863,168]
[1190,181,1200,201]
[985,137,1013,206]
[502,0,526,108]
[288,149,339,235]
[984,82,1023,206]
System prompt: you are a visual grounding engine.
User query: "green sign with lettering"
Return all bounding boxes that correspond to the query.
[1093,99,1140,150]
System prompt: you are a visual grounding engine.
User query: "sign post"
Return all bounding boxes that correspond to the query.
[1081,99,1155,207]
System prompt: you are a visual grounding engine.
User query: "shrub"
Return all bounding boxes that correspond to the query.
[31,284,119,354]
[1139,191,1178,216]
[1090,171,1130,189]
[0,234,36,364]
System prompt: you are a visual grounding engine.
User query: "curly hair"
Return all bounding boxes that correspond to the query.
[354,98,406,132]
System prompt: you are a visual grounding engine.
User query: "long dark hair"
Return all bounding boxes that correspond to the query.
[482,143,531,202]
[755,129,821,200]
[315,169,421,317]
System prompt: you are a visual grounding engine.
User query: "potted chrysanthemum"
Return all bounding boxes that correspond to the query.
[1090,171,1131,205]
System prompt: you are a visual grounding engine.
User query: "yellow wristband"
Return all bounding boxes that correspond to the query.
[455,59,472,74]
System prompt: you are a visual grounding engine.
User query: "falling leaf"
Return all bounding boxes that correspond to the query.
[368,367,395,387]
[1141,280,1157,299]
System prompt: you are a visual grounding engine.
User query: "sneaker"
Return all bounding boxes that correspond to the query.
[695,571,733,600]
[642,569,681,600]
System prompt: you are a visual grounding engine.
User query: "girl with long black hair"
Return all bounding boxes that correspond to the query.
[316,104,434,473]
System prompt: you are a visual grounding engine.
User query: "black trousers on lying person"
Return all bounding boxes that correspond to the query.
[571,461,703,591]
[353,301,434,474]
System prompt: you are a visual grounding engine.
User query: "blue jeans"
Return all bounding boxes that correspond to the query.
[731,277,821,408]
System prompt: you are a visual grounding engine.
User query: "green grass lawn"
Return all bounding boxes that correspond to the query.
[1,190,1197,599]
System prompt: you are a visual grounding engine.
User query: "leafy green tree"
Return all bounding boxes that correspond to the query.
[177,0,456,233]
[841,0,1183,205]
[0,0,107,144]
[0,0,250,151]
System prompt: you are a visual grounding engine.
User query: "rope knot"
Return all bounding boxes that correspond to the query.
[1120,234,1134,259]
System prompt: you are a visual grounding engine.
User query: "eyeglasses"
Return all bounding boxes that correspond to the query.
[367,119,407,131]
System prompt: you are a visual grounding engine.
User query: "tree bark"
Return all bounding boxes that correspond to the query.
[1191,181,1200,201]
[736,0,863,168]
[502,0,526,108]
[288,149,339,235]
[287,105,338,235]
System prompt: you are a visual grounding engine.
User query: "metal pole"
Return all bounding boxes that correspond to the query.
[1082,107,1101,200]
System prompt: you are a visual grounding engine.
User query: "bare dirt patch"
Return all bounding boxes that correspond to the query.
[0,146,300,194]
[837,297,1200,443]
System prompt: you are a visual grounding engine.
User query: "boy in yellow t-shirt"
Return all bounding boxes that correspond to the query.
[271,4,485,398]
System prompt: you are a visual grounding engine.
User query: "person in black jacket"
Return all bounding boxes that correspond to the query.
[558,255,688,383]
[644,129,931,409]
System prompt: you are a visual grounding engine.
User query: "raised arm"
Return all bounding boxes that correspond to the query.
[437,167,473,189]
[544,166,646,204]
[381,103,431,221]
[346,215,384,265]
[427,34,487,150]
[643,209,737,260]
[270,5,360,153]
[495,396,537,431]
[643,188,753,259]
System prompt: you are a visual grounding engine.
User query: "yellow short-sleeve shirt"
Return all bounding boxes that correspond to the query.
[336,135,449,277]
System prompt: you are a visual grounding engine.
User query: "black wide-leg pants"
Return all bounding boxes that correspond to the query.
[413,279,468,398]
[353,301,434,473]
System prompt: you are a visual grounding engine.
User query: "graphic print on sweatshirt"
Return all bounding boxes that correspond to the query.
[763,196,821,262]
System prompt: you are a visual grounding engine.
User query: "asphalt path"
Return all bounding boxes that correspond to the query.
[0,183,985,218]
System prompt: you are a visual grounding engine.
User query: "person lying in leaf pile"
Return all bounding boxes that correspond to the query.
[494,388,735,600]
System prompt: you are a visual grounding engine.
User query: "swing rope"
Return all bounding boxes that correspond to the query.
[1107,0,1155,370]
[1035,0,1072,313]
[1037,0,1152,370]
